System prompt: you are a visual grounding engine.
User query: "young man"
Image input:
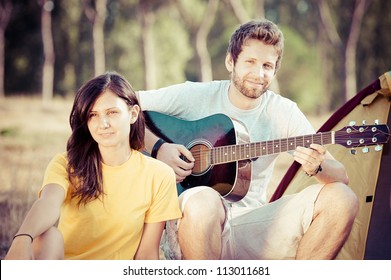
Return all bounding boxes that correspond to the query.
[137,19,358,259]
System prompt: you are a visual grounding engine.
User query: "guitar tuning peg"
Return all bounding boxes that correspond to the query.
[362,120,366,125]
[350,149,357,155]
[362,147,369,153]
[374,119,379,125]
[375,145,383,152]
[349,121,356,126]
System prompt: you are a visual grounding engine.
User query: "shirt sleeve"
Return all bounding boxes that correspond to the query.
[39,152,69,198]
[138,83,190,113]
[144,162,182,223]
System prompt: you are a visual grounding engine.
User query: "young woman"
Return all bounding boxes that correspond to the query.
[5,72,181,260]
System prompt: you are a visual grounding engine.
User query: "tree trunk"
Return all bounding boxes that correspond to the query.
[227,0,249,23]
[317,0,344,107]
[196,0,219,82]
[318,0,370,104]
[83,0,107,77]
[139,2,156,89]
[344,0,368,100]
[40,0,55,106]
[175,0,219,82]
[226,0,265,21]
[0,27,4,98]
[93,0,106,76]
[0,0,12,98]
[254,0,265,19]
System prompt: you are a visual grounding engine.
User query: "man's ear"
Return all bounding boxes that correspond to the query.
[225,54,234,72]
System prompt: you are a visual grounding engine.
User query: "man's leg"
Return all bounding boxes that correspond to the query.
[296,182,358,259]
[178,188,226,259]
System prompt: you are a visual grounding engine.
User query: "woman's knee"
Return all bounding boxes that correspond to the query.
[33,227,64,259]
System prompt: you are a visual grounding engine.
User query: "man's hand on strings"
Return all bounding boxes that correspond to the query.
[293,143,326,176]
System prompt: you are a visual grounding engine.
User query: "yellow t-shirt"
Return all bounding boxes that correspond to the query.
[41,151,181,259]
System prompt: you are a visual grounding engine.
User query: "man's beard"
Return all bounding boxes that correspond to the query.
[231,70,268,99]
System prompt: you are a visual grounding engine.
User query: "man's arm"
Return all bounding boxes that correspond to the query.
[294,143,349,185]
[141,109,195,183]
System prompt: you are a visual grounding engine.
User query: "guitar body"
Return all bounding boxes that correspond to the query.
[144,111,252,202]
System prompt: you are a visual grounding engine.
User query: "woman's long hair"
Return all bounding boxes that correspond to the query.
[66,72,145,206]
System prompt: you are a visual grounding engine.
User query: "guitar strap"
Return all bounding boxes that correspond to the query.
[269,76,384,202]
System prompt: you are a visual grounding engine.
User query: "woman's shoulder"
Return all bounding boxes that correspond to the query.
[55,151,68,160]
[136,151,174,173]
[146,155,174,172]
[46,152,68,167]
[138,153,176,185]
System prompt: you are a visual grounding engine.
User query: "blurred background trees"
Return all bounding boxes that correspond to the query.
[1,0,390,114]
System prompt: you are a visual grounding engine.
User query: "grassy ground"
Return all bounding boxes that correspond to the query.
[0,95,328,259]
[0,96,72,259]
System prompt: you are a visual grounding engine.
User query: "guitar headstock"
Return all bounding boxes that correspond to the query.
[335,121,390,153]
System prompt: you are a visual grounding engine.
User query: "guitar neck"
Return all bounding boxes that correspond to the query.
[211,131,334,164]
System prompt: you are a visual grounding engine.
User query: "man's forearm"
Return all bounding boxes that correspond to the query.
[144,128,161,155]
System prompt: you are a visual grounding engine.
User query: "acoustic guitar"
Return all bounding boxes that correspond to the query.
[145,111,390,202]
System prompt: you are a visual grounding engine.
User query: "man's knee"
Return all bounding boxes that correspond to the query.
[316,182,359,220]
[182,188,226,225]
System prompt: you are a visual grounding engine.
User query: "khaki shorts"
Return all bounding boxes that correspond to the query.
[161,184,324,260]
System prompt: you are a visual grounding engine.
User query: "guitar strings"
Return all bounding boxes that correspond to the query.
[187,127,390,164]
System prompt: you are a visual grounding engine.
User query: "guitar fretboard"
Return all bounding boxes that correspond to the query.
[211,131,334,164]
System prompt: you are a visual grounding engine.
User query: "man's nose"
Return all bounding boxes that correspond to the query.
[258,66,265,78]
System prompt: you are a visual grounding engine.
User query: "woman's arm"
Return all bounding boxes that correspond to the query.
[5,183,65,259]
[134,221,166,260]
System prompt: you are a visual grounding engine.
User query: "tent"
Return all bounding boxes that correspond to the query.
[267,71,391,259]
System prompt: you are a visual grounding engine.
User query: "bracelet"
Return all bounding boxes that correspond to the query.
[305,164,322,177]
[151,138,166,158]
[13,233,33,243]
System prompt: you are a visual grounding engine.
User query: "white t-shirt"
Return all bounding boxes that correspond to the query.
[138,80,314,206]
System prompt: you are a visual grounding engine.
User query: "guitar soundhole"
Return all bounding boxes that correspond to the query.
[189,143,212,176]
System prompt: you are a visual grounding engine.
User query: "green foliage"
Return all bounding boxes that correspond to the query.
[104,1,192,89]
[0,127,19,137]
[178,0,207,24]
[2,0,391,113]
[153,8,193,87]
[357,0,391,88]
[106,13,143,88]
[278,26,324,114]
